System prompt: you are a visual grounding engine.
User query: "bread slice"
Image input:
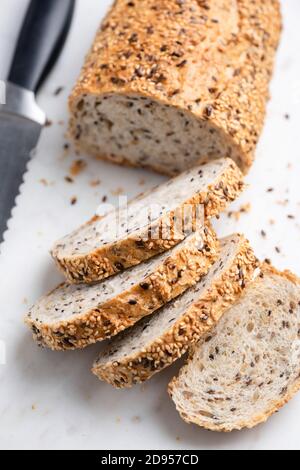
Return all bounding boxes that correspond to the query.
[69,0,281,175]
[92,234,259,388]
[169,265,300,432]
[25,226,218,351]
[52,158,243,284]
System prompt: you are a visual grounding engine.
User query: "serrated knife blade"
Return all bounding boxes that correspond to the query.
[0,82,45,240]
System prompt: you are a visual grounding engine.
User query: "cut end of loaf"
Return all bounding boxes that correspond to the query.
[69,93,248,175]
[169,267,300,432]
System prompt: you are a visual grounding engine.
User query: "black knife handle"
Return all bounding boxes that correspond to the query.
[8,0,75,93]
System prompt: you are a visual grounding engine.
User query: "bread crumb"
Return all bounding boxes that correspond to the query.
[45,119,52,127]
[102,195,108,203]
[65,176,74,183]
[70,159,87,177]
[54,86,64,96]
[275,246,281,254]
[23,298,28,305]
[31,404,37,411]
[267,187,274,193]
[131,416,141,423]
[269,219,275,225]
[111,187,124,196]
[176,436,181,442]
[90,179,101,187]
[39,178,48,186]
[260,230,267,238]
[227,203,251,221]
[276,199,289,206]
[70,196,77,206]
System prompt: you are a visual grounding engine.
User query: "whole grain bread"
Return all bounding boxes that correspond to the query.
[69,0,281,175]
[92,234,259,388]
[26,226,218,351]
[52,158,243,284]
[169,265,300,432]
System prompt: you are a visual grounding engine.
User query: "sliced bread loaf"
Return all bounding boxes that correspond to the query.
[69,0,281,175]
[92,234,259,388]
[169,265,300,432]
[25,226,218,351]
[52,158,243,284]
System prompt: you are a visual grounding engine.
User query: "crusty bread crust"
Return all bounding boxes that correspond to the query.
[168,266,300,432]
[92,235,259,388]
[69,0,282,174]
[52,159,244,284]
[26,226,218,351]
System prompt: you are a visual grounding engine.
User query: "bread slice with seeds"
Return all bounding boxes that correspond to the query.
[169,265,300,432]
[69,0,281,175]
[52,158,243,284]
[25,226,218,351]
[92,234,258,388]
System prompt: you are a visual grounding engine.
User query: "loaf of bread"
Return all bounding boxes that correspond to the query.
[169,265,300,432]
[69,0,281,175]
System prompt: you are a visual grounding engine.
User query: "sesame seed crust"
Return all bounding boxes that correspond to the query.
[168,265,300,432]
[92,234,259,388]
[25,225,219,351]
[52,159,244,284]
[69,0,281,174]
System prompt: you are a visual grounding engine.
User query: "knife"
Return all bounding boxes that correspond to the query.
[0,0,75,242]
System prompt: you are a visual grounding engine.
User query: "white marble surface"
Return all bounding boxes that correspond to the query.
[0,0,300,450]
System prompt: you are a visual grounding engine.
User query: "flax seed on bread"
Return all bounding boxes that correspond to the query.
[52,158,244,284]
[169,265,300,432]
[69,0,281,175]
[92,234,258,387]
[26,226,218,351]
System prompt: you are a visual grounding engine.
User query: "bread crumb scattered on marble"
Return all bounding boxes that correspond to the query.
[131,416,141,423]
[90,179,101,187]
[276,199,289,206]
[227,203,251,221]
[54,86,64,96]
[70,159,87,177]
[65,176,74,184]
[111,187,124,196]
